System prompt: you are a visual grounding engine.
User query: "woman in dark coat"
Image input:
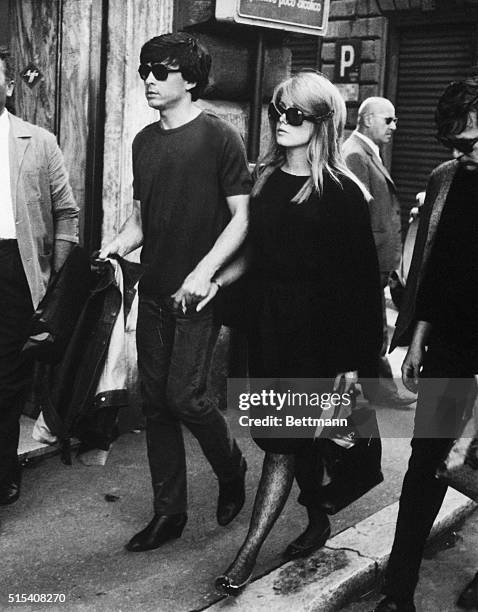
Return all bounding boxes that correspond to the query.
[198,70,382,596]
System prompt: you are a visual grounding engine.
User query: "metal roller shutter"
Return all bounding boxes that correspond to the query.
[391,24,474,228]
[287,34,321,73]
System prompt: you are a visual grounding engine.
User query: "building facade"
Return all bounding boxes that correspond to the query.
[1,0,477,413]
[323,0,478,222]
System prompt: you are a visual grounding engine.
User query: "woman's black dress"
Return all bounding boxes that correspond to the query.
[246,168,382,462]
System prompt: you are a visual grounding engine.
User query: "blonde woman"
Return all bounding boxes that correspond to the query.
[200,71,382,596]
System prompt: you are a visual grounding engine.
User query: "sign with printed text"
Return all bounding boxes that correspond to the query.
[216,0,330,36]
[334,39,361,83]
[20,63,43,89]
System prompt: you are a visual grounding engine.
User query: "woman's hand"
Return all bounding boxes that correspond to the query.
[333,371,358,393]
[196,280,220,312]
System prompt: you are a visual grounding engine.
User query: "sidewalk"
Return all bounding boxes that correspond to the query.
[200,299,477,612]
[6,299,474,611]
[2,411,416,612]
[342,506,478,612]
[203,489,475,612]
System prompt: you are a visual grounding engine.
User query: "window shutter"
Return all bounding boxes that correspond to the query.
[392,24,475,226]
[287,35,321,73]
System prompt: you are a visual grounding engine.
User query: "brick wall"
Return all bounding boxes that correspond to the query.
[319,0,478,127]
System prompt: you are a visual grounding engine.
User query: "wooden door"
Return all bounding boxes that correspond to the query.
[9,0,106,249]
[10,0,58,132]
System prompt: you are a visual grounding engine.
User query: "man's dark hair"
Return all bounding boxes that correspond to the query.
[435,77,478,137]
[0,46,14,81]
[140,32,211,101]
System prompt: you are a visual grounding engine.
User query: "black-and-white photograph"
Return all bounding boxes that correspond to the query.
[1,1,478,610]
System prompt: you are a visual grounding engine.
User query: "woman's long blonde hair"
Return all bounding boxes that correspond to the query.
[252,70,365,203]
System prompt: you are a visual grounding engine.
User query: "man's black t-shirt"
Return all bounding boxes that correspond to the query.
[415,165,478,346]
[132,111,252,297]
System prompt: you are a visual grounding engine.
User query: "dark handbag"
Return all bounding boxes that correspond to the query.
[22,246,92,363]
[314,407,384,514]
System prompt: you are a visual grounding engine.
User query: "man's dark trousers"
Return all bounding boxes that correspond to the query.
[136,295,243,515]
[383,337,477,601]
[0,241,34,484]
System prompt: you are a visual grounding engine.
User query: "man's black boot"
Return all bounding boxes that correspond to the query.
[217,458,247,526]
[125,513,187,552]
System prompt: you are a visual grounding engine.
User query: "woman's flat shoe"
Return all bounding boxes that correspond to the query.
[215,572,252,597]
[283,523,331,560]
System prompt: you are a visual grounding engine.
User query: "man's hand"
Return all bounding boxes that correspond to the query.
[171,270,213,312]
[401,320,431,393]
[401,344,424,393]
[196,281,220,312]
[98,237,123,260]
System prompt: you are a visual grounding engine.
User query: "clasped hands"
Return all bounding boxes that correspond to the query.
[171,271,219,314]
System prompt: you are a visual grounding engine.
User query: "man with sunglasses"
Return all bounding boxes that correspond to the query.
[373,78,478,612]
[343,97,413,409]
[100,32,251,552]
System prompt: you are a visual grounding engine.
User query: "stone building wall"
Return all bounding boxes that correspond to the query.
[322,0,387,126]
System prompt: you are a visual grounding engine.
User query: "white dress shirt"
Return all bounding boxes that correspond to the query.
[0,109,16,238]
[353,130,382,163]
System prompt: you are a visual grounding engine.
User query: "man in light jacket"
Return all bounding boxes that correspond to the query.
[0,47,79,505]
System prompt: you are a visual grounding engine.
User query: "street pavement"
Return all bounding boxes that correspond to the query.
[0,303,422,612]
[1,403,415,612]
[341,508,478,612]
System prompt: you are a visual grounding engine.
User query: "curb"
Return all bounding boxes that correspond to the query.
[19,443,59,462]
[18,417,80,464]
[204,489,476,612]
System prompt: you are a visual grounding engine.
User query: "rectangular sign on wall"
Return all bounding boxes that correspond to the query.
[216,0,330,36]
[334,39,361,83]
[334,39,361,103]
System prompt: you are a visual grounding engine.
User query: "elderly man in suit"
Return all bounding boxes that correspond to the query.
[0,47,78,505]
[344,97,413,407]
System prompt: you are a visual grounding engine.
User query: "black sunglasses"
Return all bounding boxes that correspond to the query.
[268,101,321,127]
[437,134,478,154]
[366,114,398,125]
[383,116,398,125]
[138,62,181,81]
